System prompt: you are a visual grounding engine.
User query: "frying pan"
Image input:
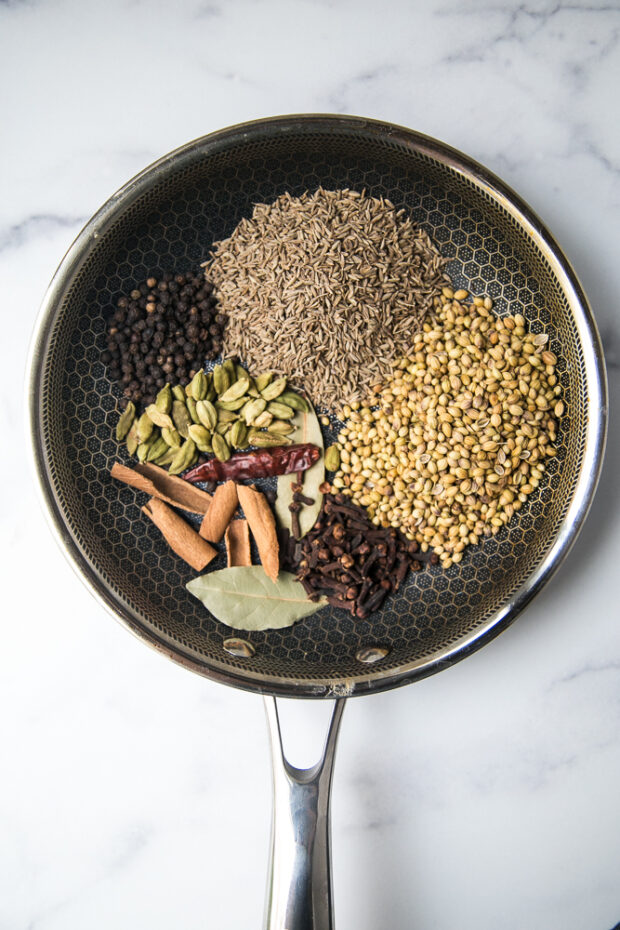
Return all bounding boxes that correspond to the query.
[28,115,607,929]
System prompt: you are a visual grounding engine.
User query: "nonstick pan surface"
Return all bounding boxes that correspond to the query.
[28,115,606,697]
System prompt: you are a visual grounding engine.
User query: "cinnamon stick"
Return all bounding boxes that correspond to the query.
[199,480,239,543]
[111,462,212,514]
[236,484,279,582]
[225,519,252,567]
[142,497,217,571]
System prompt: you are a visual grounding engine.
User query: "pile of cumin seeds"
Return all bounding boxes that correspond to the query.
[204,188,449,411]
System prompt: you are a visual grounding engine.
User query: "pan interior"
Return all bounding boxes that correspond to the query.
[33,120,593,693]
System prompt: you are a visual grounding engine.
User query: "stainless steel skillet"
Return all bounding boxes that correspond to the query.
[28,115,606,929]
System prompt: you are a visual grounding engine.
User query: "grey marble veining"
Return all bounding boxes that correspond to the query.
[2,1,620,928]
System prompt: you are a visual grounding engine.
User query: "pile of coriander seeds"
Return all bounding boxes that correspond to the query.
[332,288,561,567]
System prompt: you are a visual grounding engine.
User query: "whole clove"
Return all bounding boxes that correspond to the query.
[293,491,315,507]
[291,511,302,540]
[295,493,435,618]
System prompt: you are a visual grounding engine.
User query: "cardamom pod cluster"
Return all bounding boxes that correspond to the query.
[115,360,310,473]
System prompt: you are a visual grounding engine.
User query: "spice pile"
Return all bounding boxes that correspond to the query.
[289,493,436,618]
[115,360,314,475]
[333,290,561,567]
[111,463,279,576]
[104,271,225,405]
[205,188,448,408]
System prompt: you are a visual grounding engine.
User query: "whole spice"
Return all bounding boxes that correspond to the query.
[199,480,239,543]
[236,484,280,582]
[142,497,217,571]
[225,519,252,567]
[186,567,326,631]
[324,445,341,472]
[110,462,212,513]
[115,402,136,440]
[247,429,293,447]
[295,493,431,618]
[212,433,231,462]
[207,188,448,408]
[104,270,225,406]
[334,292,561,567]
[168,438,198,475]
[184,443,320,484]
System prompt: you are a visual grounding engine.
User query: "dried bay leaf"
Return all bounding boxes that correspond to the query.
[187,567,326,631]
[275,399,325,537]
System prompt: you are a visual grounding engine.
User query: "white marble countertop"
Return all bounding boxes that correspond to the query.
[3,1,620,928]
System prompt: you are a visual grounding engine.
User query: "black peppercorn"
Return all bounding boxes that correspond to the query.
[105,269,227,405]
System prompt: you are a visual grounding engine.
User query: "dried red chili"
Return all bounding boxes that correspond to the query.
[183,443,320,484]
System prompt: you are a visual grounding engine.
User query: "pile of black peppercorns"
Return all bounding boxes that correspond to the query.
[103,270,226,405]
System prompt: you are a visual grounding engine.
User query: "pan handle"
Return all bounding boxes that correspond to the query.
[263,696,346,930]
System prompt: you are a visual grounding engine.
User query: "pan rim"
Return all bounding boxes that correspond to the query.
[27,113,608,698]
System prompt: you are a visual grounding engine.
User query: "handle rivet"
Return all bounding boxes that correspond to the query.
[223,637,256,658]
[355,645,389,664]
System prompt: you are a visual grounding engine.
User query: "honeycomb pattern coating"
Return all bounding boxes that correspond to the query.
[35,121,589,694]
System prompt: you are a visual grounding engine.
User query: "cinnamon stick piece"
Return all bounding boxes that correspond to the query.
[236,484,279,582]
[199,480,239,543]
[225,519,252,567]
[111,462,212,514]
[142,497,217,571]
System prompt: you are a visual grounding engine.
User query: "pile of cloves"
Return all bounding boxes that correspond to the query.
[290,493,437,619]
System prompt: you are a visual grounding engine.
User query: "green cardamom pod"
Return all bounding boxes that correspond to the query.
[153,445,177,467]
[268,419,295,434]
[172,384,186,402]
[186,396,201,424]
[146,435,168,462]
[216,420,232,435]
[229,419,248,449]
[172,400,191,439]
[218,376,250,403]
[243,397,267,425]
[206,382,217,402]
[145,404,174,429]
[137,435,156,462]
[116,402,136,441]
[235,363,249,382]
[279,391,310,412]
[216,408,239,425]
[216,396,247,411]
[255,371,274,392]
[168,439,197,476]
[155,384,172,414]
[212,364,230,395]
[161,426,182,448]
[266,401,295,420]
[188,370,207,401]
[222,358,237,381]
[137,412,155,444]
[324,445,341,471]
[125,419,139,456]
[252,410,274,429]
[260,375,287,401]
[212,433,231,462]
[188,424,212,452]
[248,430,293,448]
[196,399,218,430]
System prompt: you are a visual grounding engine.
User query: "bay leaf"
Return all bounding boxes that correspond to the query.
[275,399,325,537]
[186,567,326,631]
